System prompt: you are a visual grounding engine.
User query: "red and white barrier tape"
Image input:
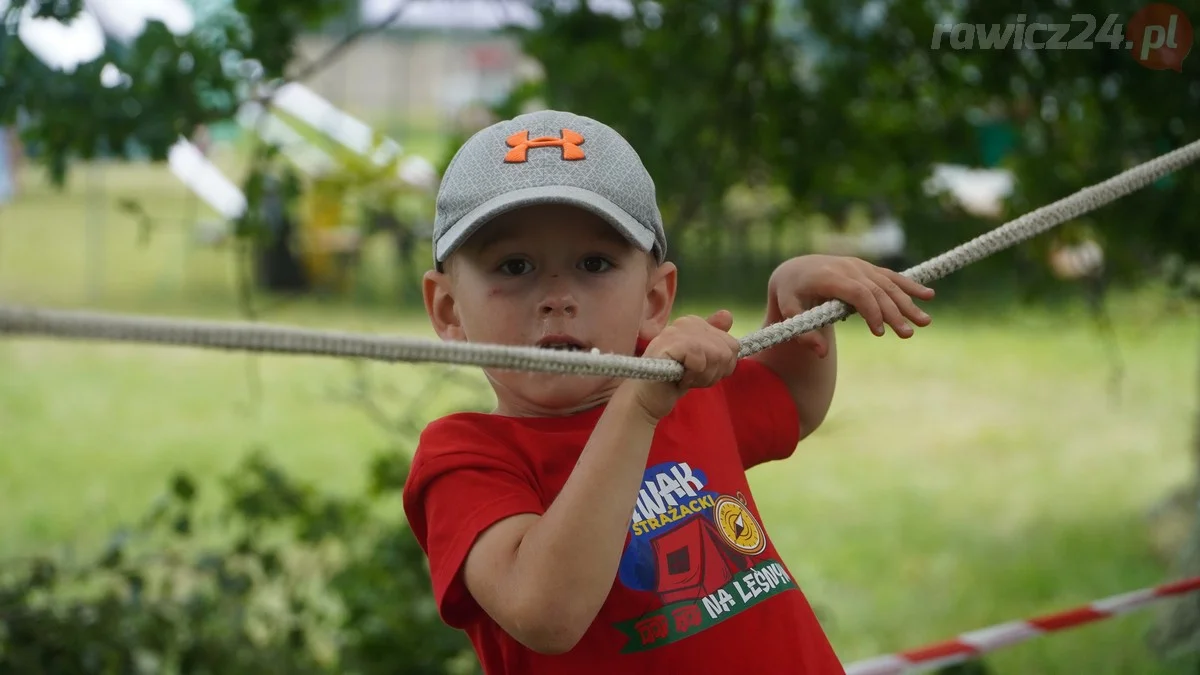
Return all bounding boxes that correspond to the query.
[844,576,1200,674]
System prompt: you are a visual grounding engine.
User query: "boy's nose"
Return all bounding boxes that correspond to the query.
[539,293,578,317]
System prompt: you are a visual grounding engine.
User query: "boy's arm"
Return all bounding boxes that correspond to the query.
[749,306,838,441]
[749,255,934,438]
[461,387,656,654]
[461,312,741,655]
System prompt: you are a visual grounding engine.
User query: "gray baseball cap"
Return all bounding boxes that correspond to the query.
[431,109,667,270]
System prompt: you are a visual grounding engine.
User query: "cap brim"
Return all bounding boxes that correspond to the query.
[435,185,658,266]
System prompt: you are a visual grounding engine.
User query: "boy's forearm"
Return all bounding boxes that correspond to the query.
[510,384,656,640]
[751,317,838,439]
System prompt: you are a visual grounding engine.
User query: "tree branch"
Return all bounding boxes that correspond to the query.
[287,0,413,84]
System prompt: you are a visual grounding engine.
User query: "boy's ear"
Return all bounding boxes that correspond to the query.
[423,268,466,341]
[639,260,677,341]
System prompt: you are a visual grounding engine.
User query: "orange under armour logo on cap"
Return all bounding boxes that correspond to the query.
[504,128,585,163]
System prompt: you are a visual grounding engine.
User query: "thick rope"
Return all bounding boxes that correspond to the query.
[2,138,1199,381]
[741,137,1200,356]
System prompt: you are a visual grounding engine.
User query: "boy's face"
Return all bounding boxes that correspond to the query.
[424,204,676,417]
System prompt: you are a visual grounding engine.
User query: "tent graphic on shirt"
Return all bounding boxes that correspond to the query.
[613,461,799,653]
[651,515,754,604]
[618,461,768,604]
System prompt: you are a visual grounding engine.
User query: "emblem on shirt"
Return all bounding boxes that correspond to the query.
[613,461,797,653]
[713,494,766,555]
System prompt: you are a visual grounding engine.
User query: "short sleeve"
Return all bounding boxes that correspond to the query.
[402,418,546,628]
[720,358,802,469]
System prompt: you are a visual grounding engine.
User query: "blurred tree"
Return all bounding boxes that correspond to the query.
[494,0,816,229]
[810,0,1197,280]
[0,0,355,185]
[0,0,424,298]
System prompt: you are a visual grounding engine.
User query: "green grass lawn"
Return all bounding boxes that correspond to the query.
[1,160,1198,673]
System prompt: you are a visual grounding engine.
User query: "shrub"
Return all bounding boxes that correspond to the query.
[0,449,479,675]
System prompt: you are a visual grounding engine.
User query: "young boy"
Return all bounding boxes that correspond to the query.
[402,110,934,674]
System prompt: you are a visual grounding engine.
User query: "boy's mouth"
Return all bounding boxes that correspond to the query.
[536,335,588,352]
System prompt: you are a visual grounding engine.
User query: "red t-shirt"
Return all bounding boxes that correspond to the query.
[402,358,845,675]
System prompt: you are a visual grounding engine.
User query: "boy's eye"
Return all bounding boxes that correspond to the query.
[498,259,533,276]
[580,257,612,273]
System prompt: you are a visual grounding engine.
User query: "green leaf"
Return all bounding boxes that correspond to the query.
[170,472,197,503]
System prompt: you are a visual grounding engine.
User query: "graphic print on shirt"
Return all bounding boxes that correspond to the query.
[613,461,798,652]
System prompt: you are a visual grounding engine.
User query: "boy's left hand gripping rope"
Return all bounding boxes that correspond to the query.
[1,137,1200,380]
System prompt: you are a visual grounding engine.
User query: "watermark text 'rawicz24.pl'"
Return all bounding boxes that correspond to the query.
[931,3,1193,71]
